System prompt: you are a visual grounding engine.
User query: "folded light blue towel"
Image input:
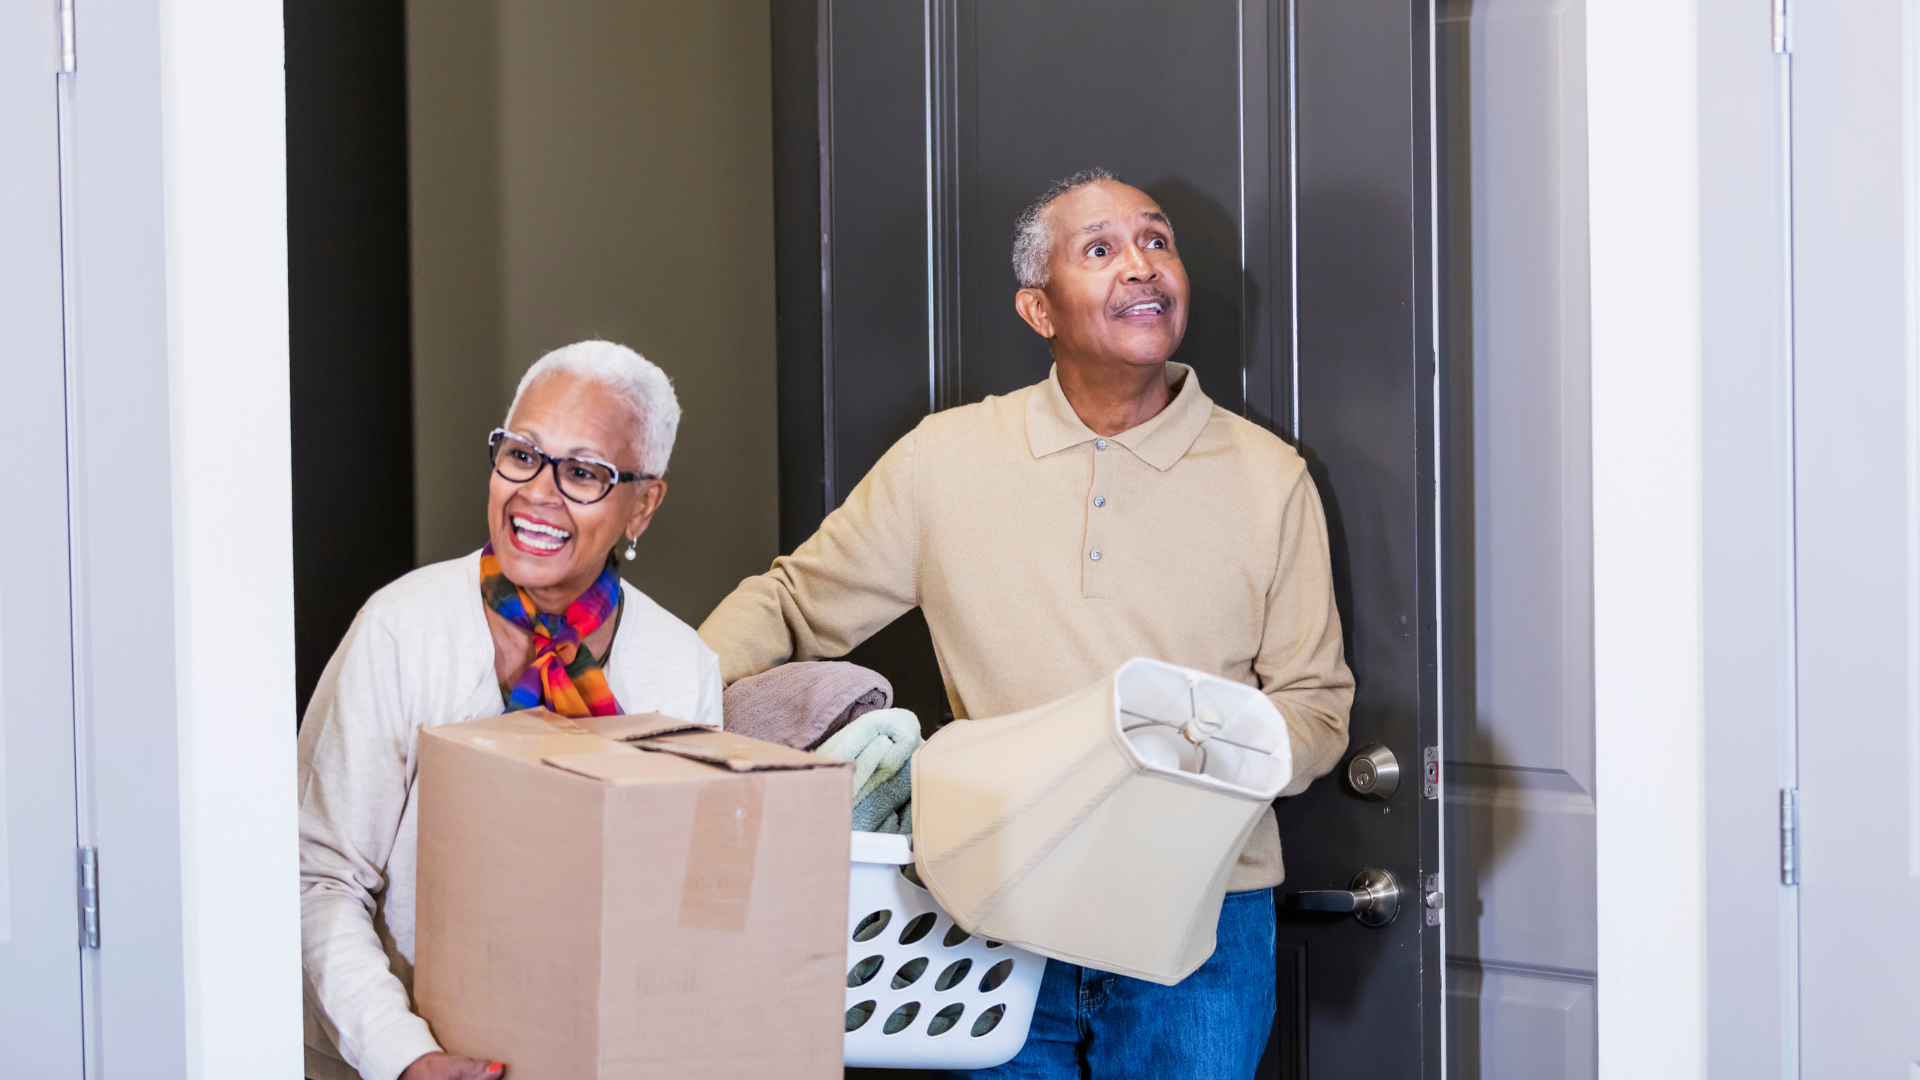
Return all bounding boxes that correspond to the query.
[814,707,921,834]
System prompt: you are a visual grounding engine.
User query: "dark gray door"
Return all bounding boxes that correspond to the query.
[0,0,87,1073]
[772,1,1443,1075]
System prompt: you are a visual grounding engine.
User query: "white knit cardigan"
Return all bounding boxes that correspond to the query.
[298,552,723,1080]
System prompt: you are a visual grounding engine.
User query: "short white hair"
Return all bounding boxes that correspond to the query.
[1011,167,1121,288]
[505,340,682,476]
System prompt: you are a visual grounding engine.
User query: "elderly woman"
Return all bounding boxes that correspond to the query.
[299,341,722,1080]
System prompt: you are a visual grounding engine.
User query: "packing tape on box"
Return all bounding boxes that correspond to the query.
[678,775,765,931]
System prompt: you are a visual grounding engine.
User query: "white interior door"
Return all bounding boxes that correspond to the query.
[0,0,86,1074]
[1441,2,1598,1077]
[1791,1,1920,1073]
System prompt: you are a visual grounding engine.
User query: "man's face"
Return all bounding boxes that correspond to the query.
[1020,181,1190,370]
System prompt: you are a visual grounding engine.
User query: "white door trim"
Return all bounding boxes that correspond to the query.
[59,0,301,1074]
[1588,1,1709,1076]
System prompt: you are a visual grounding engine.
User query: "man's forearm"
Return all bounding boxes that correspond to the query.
[1270,691,1351,796]
[699,577,802,684]
[701,432,924,684]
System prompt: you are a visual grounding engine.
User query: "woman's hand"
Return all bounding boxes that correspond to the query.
[398,1051,505,1080]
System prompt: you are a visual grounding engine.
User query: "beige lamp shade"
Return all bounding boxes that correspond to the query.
[911,657,1293,985]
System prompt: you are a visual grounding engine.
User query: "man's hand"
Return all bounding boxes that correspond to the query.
[398,1052,504,1080]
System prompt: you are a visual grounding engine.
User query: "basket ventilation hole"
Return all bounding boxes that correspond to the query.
[897,912,937,945]
[851,910,892,943]
[970,1004,1007,1037]
[847,954,884,988]
[846,1000,876,1032]
[979,958,1014,993]
[985,941,1005,949]
[891,956,929,989]
[934,958,973,992]
[927,1003,966,1037]
[882,1001,921,1035]
[942,924,972,948]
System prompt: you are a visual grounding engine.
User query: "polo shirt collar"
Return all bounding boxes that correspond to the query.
[1026,362,1213,471]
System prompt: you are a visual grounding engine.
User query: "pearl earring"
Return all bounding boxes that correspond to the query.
[623,536,638,561]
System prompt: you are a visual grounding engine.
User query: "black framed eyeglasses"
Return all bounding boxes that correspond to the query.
[487,428,654,505]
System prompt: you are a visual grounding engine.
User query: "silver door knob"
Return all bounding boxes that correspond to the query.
[1345,742,1400,800]
[1283,867,1402,928]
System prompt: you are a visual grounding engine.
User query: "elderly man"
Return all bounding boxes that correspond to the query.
[700,169,1353,1077]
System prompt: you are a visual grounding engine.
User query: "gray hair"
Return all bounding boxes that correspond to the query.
[1010,167,1121,289]
[505,340,683,477]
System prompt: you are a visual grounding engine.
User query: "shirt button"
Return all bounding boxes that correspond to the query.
[1093,496,1106,508]
[1089,549,1102,561]
[1095,438,1108,451]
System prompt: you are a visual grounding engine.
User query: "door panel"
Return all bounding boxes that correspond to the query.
[0,0,86,1073]
[823,0,931,509]
[1438,1,1597,1076]
[1446,967,1595,1080]
[1790,0,1920,1071]
[777,1,1443,1075]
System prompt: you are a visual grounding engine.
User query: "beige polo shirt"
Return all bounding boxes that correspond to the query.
[699,362,1354,891]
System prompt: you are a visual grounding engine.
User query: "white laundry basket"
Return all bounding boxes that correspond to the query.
[844,831,1047,1069]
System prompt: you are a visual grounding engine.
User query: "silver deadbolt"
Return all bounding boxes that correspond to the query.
[1282,867,1402,928]
[1346,742,1400,801]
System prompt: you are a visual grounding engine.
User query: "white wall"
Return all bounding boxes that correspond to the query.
[1588,5,1805,1076]
[159,0,302,1074]
[1587,1,1708,1076]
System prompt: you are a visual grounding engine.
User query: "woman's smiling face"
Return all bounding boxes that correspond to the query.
[486,373,666,610]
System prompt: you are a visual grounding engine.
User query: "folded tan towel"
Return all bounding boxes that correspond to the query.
[721,661,893,750]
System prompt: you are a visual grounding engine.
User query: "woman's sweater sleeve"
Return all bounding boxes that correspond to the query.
[693,642,726,729]
[297,609,442,1080]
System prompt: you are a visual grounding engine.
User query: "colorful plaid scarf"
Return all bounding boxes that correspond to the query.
[480,543,624,717]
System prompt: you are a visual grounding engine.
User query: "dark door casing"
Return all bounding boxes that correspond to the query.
[773,1,1442,1075]
[285,0,417,717]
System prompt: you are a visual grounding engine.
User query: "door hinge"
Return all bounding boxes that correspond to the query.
[78,845,99,948]
[1771,0,1789,54]
[1779,789,1799,886]
[57,0,76,72]
[1422,746,1440,799]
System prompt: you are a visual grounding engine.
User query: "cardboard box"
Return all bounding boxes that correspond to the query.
[414,710,853,1079]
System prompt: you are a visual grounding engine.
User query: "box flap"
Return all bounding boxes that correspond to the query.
[421,711,615,765]
[632,729,849,773]
[573,711,708,743]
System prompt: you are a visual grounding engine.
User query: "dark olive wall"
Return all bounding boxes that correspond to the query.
[408,0,781,629]
[285,0,415,714]
[285,0,781,712]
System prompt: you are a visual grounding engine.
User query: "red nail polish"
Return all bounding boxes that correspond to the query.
[489,1064,505,1074]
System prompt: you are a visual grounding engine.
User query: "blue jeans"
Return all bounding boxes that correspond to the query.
[928,888,1277,1080]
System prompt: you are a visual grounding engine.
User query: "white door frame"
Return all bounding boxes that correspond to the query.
[1589,1,1803,1078]
[48,0,301,1075]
